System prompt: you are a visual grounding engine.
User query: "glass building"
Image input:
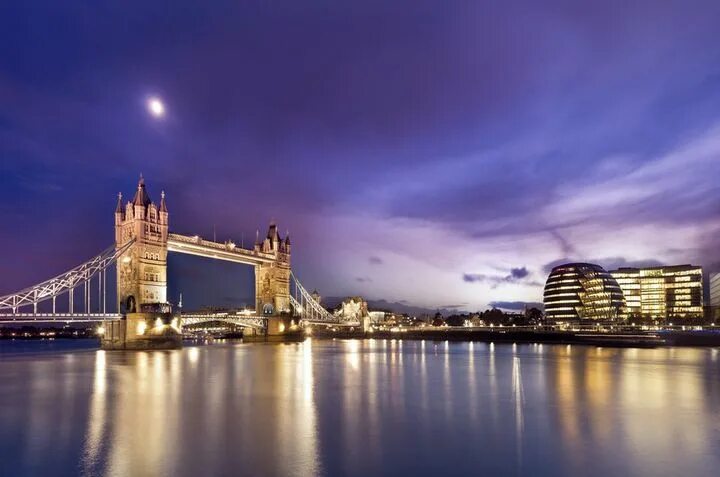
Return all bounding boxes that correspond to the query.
[610,265,703,320]
[709,272,720,322]
[543,263,625,323]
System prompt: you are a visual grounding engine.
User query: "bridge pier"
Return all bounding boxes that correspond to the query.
[242,316,304,342]
[101,312,182,350]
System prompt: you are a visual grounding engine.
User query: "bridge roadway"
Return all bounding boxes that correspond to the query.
[0,313,121,324]
[0,311,358,328]
[181,312,268,330]
[167,233,276,265]
[0,312,267,329]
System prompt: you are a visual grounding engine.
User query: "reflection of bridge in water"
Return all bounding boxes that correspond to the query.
[0,177,360,348]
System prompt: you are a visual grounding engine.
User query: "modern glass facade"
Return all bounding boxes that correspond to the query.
[710,272,720,322]
[610,265,703,320]
[543,263,625,323]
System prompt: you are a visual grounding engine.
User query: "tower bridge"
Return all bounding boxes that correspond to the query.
[0,177,359,348]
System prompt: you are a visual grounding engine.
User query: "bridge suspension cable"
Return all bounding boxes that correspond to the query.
[0,240,134,315]
[289,271,337,323]
[290,271,359,326]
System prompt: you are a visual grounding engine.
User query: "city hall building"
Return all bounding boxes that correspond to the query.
[543,263,625,323]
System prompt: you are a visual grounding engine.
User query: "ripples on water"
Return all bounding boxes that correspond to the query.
[0,339,719,477]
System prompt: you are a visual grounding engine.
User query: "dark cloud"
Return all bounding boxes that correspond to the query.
[463,273,488,283]
[356,277,372,283]
[550,230,577,258]
[463,266,538,288]
[368,256,383,265]
[489,301,544,311]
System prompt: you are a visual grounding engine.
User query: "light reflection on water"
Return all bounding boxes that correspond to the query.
[0,340,719,476]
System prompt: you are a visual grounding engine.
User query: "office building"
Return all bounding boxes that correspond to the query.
[710,272,720,322]
[610,265,703,320]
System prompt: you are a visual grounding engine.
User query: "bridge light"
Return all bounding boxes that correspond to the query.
[155,318,163,329]
[137,322,147,335]
[97,326,105,335]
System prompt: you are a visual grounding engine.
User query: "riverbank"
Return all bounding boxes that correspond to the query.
[308,327,720,347]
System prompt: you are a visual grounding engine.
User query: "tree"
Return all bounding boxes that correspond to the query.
[526,307,543,324]
[445,315,466,327]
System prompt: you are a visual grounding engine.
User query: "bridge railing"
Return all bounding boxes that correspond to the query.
[0,240,134,315]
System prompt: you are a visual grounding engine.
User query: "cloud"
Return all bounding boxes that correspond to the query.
[463,266,535,288]
[355,277,372,283]
[542,256,666,275]
[489,301,544,311]
[2,1,720,313]
[462,273,489,283]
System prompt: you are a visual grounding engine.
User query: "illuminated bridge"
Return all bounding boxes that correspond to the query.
[0,177,359,347]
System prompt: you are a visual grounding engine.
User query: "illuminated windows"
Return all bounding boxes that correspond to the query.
[610,265,703,320]
[544,263,625,323]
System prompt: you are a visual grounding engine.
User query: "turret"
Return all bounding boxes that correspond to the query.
[114,192,124,225]
[159,190,168,218]
[132,175,151,219]
[282,234,291,254]
[267,222,280,250]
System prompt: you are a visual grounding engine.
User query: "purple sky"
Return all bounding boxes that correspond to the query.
[1,1,719,311]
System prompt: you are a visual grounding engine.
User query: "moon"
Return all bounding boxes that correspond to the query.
[147,96,165,118]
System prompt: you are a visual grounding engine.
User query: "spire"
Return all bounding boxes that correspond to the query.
[132,174,152,207]
[115,192,123,213]
[267,220,279,240]
[159,190,168,213]
[284,233,291,246]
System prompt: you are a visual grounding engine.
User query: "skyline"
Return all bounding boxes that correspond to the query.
[2,1,720,311]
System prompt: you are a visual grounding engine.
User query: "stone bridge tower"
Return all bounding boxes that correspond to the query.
[254,223,291,315]
[114,176,169,312]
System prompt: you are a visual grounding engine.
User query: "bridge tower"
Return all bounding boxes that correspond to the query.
[114,176,169,312]
[254,223,291,316]
[104,176,179,350]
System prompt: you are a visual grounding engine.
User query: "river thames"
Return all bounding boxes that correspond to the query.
[1,339,719,476]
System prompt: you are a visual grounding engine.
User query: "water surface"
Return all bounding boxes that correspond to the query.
[1,339,719,476]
